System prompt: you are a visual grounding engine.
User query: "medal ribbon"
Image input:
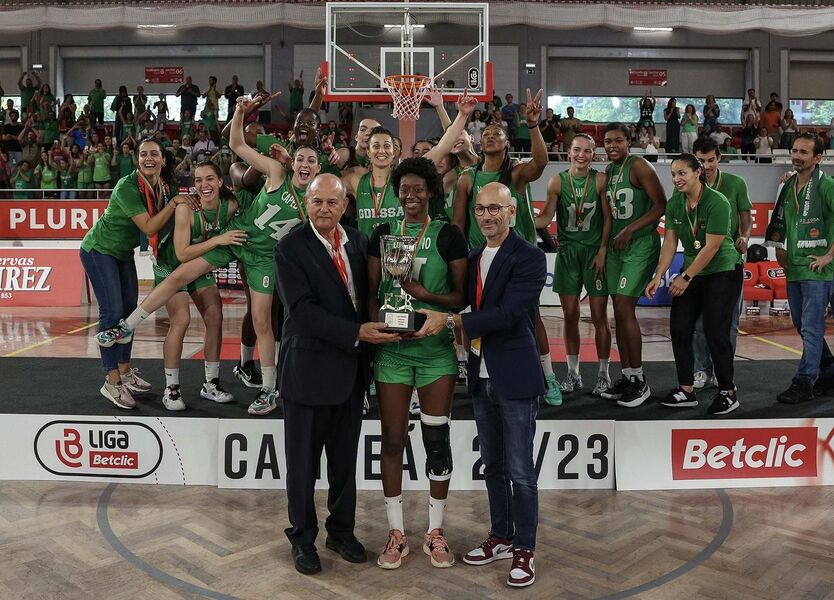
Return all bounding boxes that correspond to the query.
[570,171,591,224]
[401,216,431,252]
[371,171,391,218]
[687,185,705,247]
[288,180,307,222]
[608,156,631,215]
[199,203,220,242]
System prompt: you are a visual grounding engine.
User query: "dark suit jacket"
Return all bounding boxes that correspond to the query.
[274,222,371,406]
[461,229,547,400]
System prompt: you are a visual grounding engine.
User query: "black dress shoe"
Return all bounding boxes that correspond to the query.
[325,534,367,563]
[291,544,322,574]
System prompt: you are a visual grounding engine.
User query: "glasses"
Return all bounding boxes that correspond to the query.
[473,204,511,216]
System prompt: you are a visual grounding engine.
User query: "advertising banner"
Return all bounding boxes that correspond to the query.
[0,249,86,306]
[628,69,668,87]
[145,66,184,84]
[0,200,107,240]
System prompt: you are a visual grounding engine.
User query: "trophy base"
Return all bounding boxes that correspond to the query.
[379,308,427,333]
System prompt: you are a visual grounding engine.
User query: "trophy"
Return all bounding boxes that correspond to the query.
[378,235,427,332]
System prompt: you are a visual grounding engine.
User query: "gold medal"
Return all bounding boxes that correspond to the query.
[694,240,702,250]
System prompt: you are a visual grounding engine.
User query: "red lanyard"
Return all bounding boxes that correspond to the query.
[199,204,220,241]
[475,258,484,310]
[401,216,430,251]
[371,172,390,217]
[331,227,349,289]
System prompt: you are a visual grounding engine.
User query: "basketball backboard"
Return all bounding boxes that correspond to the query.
[322,2,491,103]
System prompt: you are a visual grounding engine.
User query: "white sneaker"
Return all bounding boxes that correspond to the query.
[162,385,186,411]
[560,371,583,393]
[409,389,421,415]
[592,374,611,396]
[101,380,136,409]
[200,378,234,403]
[120,368,152,393]
[693,371,707,389]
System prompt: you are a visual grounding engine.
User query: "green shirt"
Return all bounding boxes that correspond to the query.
[514,118,531,141]
[37,164,58,190]
[230,177,304,256]
[19,85,36,111]
[606,155,658,241]
[355,172,403,237]
[783,172,834,282]
[157,198,232,271]
[181,120,193,139]
[235,188,256,213]
[13,171,32,200]
[118,155,135,179]
[557,170,603,247]
[59,167,76,189]
[93,153,111,182]
[708,170,752,263]
[41,118,59,145]
[466,168,537,249]
[88,88,106,113]
[665,186,738,276]
[81,173,150,260]
[201,110,217,133]
[289,87,304,112]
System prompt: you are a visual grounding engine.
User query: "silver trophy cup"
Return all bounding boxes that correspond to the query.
[379,234,426,332]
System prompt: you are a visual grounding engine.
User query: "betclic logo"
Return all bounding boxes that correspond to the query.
[671,427,818,480]
[34,421,163,478]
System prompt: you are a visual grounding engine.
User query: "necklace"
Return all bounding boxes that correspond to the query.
[569,170,591,227]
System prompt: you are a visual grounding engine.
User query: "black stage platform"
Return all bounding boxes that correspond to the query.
[4,358,834,420]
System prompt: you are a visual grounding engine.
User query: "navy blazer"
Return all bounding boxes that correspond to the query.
[274,222,371,406]
[461,229,547,400]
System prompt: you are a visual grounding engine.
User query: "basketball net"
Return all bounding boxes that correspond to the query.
[383,74,432,120]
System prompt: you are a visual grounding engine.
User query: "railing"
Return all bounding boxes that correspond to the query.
[507,149,834,164]
[0,188,115,200]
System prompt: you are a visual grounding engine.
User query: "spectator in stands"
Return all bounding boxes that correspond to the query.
[639,125,660,162]
[203,75,221,112]
[200,105,219,143]
[113,141,136,180]
[64,119,87,151]
[181,134,193,157]
[57,155,77,199]
[1,98,14,124]
[88,79,106,126]
[13,160,33,199]
[720,137,739,160]
[628,123,640,147]
[40,110,60,150]
[780,108,798,150]
[77,146,94,191]
[18,71,41,117]
[829,118,834,150]
[2,109,23,164]
[131,86,147,118]
[118,106,135,144]
[740,114,758,158]
[755,126,774,163]
[539,108,559,147]
[560,106,581,150]
[288,71,304,121]
[0,148,10,193]
[19,121,42,167]
[664,97,680,154]
[709,125,732,147]
[680,104,699,153]
[154,94,169,130]
[484,101,499,127]
[224,76,245,121]
[741,88,761,125]
[637,89,655,133]
[176,76,200,122]
[768,92,783,112]
[180,109,194,141]
[35,150,58,197]
[211,143,234,182]
[547,141,560,162]
[37,84,56,117]
[760,102,781,147]
[468,109,487,151]
[514,104,532,153]
[500,93,519,136]
[91,142,112,191]
[702,95,720,136]
[169,137,186,163]
[338,102,353,128]
[136,108,155,140]
[192,129,216,162]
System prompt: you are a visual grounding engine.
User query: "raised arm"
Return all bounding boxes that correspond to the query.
[230,97,286,187]
[513,88,548,184]
[425,88,452,130]
[308,68,327,112]
[172,201,246,263]
[452,170,473,232]
[425,91,477,165]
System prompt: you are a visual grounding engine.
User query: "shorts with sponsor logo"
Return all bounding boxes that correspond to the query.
[553,243,607,297]
[153,262,216,293]
[374,345,457,389]
[606,232,660,298]
[202,245,275,294]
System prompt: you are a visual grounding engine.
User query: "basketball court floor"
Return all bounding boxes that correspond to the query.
[2,290,834,598]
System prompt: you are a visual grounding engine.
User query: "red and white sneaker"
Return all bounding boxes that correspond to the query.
[507,548,535,588]
[463,533,514,566]
[377,529,409,569]
[423,528,455,568]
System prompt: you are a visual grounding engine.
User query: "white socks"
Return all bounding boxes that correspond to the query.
[124,307,150,330]
[262,366,277,392]
[240,343,255,365]
[540,353,554,377]
[566,354,580,376]
[164,368,179,387]
[385,495,404,532]
[632,366,644,381]
[428,496,447,532]
[204,361,220,382]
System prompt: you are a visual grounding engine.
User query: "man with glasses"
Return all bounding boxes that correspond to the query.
[419,181,545,588]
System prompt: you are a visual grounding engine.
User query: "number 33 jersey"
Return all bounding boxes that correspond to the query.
[606,156,657,240]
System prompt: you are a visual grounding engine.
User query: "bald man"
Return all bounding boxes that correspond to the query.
[274,173,399,574]
[419,181,546,587]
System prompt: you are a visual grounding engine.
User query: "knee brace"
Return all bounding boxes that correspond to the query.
[421,414,452,481]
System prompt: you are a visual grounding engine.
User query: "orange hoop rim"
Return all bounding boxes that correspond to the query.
[384,74,432,96]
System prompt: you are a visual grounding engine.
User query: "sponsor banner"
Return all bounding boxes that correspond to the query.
[616,419,834,490]
[0,200,107,240]
[218,419,615,490]
[0,249,85,306]
[629,68,668,87]
[0,414,217,485]
[145,66,184,84]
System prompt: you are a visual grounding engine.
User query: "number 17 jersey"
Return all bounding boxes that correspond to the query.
[557,169,602,248]
[606,156,657,240]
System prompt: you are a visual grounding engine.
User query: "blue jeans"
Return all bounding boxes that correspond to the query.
[59,190,77,200]
[787,280,834,383]
[472,378,539,550]
[79,248,137,372]
[693,282,743,374]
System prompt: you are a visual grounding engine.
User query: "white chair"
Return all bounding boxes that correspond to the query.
[773,148,790,157]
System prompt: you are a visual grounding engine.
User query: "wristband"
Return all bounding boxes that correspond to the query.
[681,273,692,283]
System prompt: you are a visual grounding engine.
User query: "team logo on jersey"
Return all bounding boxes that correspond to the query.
[262,275,270,288]
[596,279,603,291]
[619,277,627,289]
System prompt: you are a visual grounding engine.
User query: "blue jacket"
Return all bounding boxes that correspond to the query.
[461,229,547,400]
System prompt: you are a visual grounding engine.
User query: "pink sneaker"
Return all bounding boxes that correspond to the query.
[377,529,409,569]
[507,548,535,588]
[463,533,514,565]
[423,528,455,568]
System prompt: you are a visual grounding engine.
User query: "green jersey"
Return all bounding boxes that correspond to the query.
[19,84,36,111]
[606,155,658,240]
[708,170,752,264]
[665,186,738,276]
[37,164,58,190]
[93,153,111,182]
[41,118,59,145]
[88,88,106,113]
[59,167,76,189]
[370,220,468,360]
[81,173,151,260]
[355,171,402,237]
[77,159,93,187]
[13,171,32,200]
[466,167,537,249]
[235,188,256,213]
[231,176,305,256]
[117,155,135,179]
[156,198,232,272]
[556,169,603,247]
[783,172,834,282]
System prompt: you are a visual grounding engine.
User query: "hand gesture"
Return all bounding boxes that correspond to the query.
[215,229,247,247]
[611,227,633,251]
[321,133,335,155]
[358,321,401,344]
[268,143,291,165]
[399,278,427,301]
[808,254,833,273]
[313,68,327,96]
[414,309,449,338]
[525,88,543,124]
[456,89,477,118]
[175,193,201,211]
[426,87,444,108]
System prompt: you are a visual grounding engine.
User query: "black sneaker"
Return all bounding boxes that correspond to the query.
[708,389,740,415]
[617,376,651,408]
[777,378,814,404]
[659,387,698,408]
[599,375,630,400]
[233,360,263,389]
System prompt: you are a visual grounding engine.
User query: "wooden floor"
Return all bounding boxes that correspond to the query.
[3,289,834,598]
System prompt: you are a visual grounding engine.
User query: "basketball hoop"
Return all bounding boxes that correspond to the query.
[384,74,433,120]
